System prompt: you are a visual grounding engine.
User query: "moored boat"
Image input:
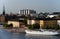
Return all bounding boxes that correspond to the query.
[25,29,59,36]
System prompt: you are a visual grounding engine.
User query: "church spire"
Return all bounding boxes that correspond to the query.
[3,5,5,15]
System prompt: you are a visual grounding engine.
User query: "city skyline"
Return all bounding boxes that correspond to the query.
[0,0,60,14]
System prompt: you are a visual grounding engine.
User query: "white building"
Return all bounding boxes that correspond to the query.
[27,20,35,25]
[19,9,36,15]
[57,20,60,26]
[47,15,58,18]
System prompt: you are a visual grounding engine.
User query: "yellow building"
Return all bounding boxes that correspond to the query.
[40,19,57,28]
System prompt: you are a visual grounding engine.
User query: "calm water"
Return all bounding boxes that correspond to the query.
[0,25,60,39]
[0,29,60,39]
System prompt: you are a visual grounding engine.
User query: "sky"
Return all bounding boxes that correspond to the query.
[0,0,60,14]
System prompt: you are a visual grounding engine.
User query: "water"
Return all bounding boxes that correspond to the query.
[0,29,60,39]
[0,25,60,39]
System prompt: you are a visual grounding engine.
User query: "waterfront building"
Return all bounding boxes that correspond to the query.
[27,18,39,25]
[27,18,59,29]
[27,19,35,25]
[8,19,26,28]
[55,16,60,26]
[0,15,5,24]
[40,19,57,28]
[0,5,5,24]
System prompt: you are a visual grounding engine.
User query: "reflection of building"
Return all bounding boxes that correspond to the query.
[19,9,36,15]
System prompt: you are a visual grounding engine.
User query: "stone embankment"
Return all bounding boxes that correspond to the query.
[3,28,26,33]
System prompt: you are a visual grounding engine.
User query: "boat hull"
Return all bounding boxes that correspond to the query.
[25,30,59,36]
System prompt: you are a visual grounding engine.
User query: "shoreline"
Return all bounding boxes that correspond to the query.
[2,28,26,33]
[1,27,60,34]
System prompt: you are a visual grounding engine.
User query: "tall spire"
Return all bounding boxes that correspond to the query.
[3,5,5,15]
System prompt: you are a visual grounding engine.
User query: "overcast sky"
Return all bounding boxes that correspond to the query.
[0,0,60,14]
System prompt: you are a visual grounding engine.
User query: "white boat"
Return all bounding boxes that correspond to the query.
[25,29,59,36]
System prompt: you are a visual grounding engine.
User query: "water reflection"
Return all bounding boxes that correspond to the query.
[0,29,60,39]
[11,33,25,39]
[25,34,60,39]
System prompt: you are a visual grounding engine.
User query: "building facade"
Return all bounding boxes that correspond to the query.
[27,19,40,25]
[19,9,36,15]
[40,20,57,28]
[8,21,20,27]
[27,20,35,25]
[0,15,5,24]
[8,20,25,28]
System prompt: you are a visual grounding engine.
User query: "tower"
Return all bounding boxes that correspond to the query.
[3,5,5,15]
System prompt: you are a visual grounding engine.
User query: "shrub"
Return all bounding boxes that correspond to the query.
[28,23,40,30]
[43,25,60,30]
[28,25,33,30]
[8,23,13,28]
[23,19,27,24]
[3,23,13,28]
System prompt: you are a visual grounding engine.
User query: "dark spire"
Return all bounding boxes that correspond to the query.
[3,5,5,15]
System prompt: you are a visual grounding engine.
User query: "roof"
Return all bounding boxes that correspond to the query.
[8,19,24,22]
[28,18,60,20]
